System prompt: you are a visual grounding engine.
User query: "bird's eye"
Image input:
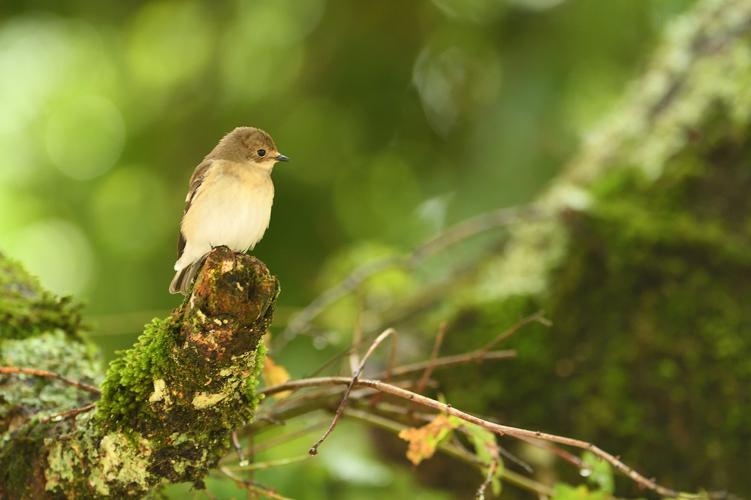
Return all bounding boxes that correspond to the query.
[257,149,266,157]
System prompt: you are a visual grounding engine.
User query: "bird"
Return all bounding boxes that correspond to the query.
[169,126,288,294]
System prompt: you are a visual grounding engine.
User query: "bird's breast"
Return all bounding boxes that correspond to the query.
[182,164,274,252]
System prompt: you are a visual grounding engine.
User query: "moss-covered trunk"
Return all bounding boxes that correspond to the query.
[0,247,278,498]
[415,0,751,495]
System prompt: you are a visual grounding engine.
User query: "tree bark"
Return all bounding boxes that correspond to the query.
[0,247,278,498]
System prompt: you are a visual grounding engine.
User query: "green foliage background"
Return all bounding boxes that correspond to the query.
[5,0,740,498]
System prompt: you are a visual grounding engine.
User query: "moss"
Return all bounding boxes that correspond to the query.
[430,1,751,496]
[245,341,267,409]
[96,317,178,431]
[438,101,751,498]
[0,421,48,499]
[83,249,276,493]
[0,254,84,341]
[2,248,277,497]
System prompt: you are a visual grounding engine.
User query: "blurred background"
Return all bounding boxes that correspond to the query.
[0,0,707,498]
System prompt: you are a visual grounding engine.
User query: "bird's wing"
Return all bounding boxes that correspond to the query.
[177,159,213,259]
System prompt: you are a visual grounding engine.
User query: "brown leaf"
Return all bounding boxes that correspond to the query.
[397,415,459,465]
[263,356,291,399]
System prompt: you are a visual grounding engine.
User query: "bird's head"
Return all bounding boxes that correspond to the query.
[210,126,289,170]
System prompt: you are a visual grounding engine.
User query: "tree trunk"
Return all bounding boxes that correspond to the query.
[421,0,751,494]
[0,247,278,498]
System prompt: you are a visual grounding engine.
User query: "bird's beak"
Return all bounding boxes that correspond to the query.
[274,153,289,162]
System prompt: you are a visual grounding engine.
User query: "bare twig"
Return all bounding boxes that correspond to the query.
[218,467,292,500]
[261,376,683,498]
[496,445,533,475]
[343,408,553,497]
[384,328,398,384]
[250,420,329,455]
[364,400,533,475]
[228,454,310,472]
[415,322,447,394]
[0,366,101,395]
[39,403,96,424]
[304,308,539,381]
[517,436,584,470]
[231,430,249,467]
[308,328,396,455]
[476,459,499,500]
[375,350,516,381]
[477,311,551,354]
[349,306,364,374]
[283,204,544,339]
[250,349,515,439]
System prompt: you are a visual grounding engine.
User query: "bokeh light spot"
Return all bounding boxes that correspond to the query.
[431,0,506,23]
[218,0,324,102]
[45,95,125,180]
[2,219,94,296]
[126,1,212,89]
[91,167,171,257]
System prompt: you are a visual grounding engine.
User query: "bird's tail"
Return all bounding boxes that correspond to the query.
[169,257,207,295]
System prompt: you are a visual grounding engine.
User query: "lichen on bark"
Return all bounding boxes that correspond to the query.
[0,247,278,498]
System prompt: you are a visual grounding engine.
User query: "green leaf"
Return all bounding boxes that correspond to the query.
[461,421,503,496]
[581,451,614,493]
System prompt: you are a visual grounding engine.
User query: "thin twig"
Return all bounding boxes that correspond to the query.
[476,459,499,500]
[385,328,398,384]
[304,309,539,381]
[308,328,396,455]
[0,366,101,395]
[218,467,292,500]
[349,306,364,374]
[227,454,310,471]
[368,400,533,475]
[231,430,249,467]
[261,376,683,498]
[283,204,543,339]
[496,445,533,475]
[415,322,447,394]
[250,420,329,455]
[517,435,584,470]
[39,403,96,424]
[343,408,553,497]
[374,350,516,381]
[250,349,515,438]
[477,311,551,354]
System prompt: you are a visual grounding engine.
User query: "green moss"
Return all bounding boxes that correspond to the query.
[96,317,177,430]
[245,341,267,409]
[0,422,47,499]
[432,2,751,494]
[3,248,276,497]
[0,254,84,341]
[438,120,751,495]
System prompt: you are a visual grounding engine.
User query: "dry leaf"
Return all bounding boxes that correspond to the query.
[398,414,459,465]
[263,356,292,399]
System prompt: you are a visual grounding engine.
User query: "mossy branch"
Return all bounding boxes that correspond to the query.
[0,247,278,498]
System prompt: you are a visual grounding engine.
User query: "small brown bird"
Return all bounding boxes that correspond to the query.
[169,127,288,294]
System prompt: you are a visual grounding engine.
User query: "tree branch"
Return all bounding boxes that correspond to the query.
[1,247,279,498]
[0,366,101,395]
[261,376,684,498]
